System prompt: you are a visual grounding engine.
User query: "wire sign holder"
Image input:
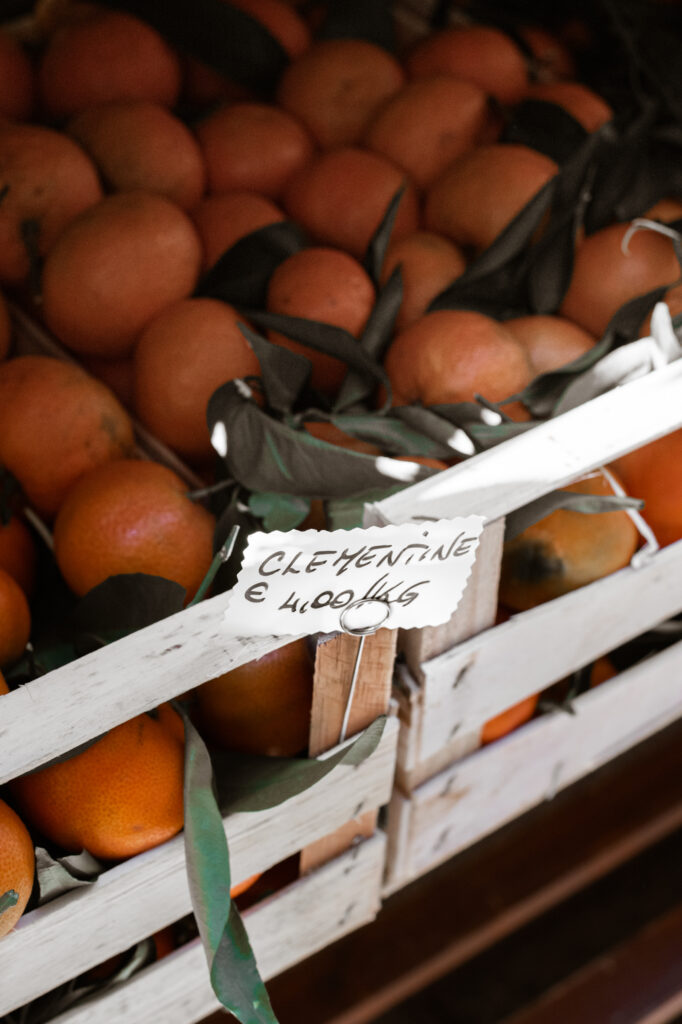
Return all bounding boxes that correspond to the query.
[337,598,392,744]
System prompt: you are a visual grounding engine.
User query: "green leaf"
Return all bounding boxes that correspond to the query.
[207,382,435,499]
[0,890,18,916]
[329,412,453,458]
[215,715,387,814]
[315,0,396,51]
[198,222,308,308]
[180,706,278,1024]
[503,99,589,165]
[506,490,645,541]
[71,574,186,644]
[363,187,406,285]
[36,848,103,905]
[238,321,312,414]
[92,0,288,94]
[248,492,311,531]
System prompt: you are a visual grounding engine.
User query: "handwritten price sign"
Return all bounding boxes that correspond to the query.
[225,517,485,635]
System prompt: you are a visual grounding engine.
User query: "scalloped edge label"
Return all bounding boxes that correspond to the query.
[224,517,486,635]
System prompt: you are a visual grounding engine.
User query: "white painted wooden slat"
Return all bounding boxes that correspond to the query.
[0,719,397,1016]
[371,360,682,525]
[416,539,682,763]
[394,642,682,886]
[48,835,385,1024]
[0,595,305,785]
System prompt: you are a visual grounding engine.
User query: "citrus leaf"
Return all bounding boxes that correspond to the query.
[238,321,312,414]
[506,490,645,541]
[71,574,186,641]
[207,381,434,498]
[215,715,386,814]
[334,266,403,412]
[245,311,392,399]
[248,492,311,531]
[503,99,590,165]
[180,706,278,1024]
[329,412,454,458]
[198,222,308,308]
[0,890,18,916]
[363,186,405,285]
[36,848,103,905]
[391,405,478,459]
[315,0,396,51]
[93,0,288,94]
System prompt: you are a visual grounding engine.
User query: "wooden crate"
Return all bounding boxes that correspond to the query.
[1,310,399,1018]
[365,359,682,892]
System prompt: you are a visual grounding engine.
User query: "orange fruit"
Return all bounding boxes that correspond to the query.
[283,147,419,259]
[499,472,639,611]
[133,298,261,461]
[380,230,466,330]
[277,38,405,149]
[589,655,618,687]
[0,287,11,361]
[639,282,682,337]
[406,24,530,106]
[425,143,559,253]
[525,81,613,132]
[384,309,534,413]
[194,638,314,756]
[559,221,680,338]
[79,353,135,409]
[38,9,182,119]
[302,420,381,456]
[0,30,34,121]
[231,873,262,899]
[195,101,314,199]
[11,712,184,860]
[611,429,682,547]
[67,100,207,210]
[191,190,286,270]
[644,197,682,223]
[0,355,135,519]
[0,120,102,286]
[41,191,202,358]
[155,701,185,745]
[182,56,254,109]
[0,798,34,938]
[266,247,376,394]
[520,24,576,81]
[481,694,539,744]
[227,0,311,59]
[0,568,30,668]
[0,669,8,694]
[504,314,596,374]
[363,76,490,189]
[53,459,215,599]
[0,512,37,595]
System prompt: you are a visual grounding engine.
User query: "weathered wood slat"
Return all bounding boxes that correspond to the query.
[49,835,386,1024]
[0,721,397,1016]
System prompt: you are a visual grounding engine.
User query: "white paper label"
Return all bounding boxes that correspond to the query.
[225,517,486,636]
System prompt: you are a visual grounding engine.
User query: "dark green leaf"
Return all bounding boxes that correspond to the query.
[503,99,590,165]
[392,405,477,458]
[180,706,278,1024]
[315,0,396,51]
[363,187,406,285]
[207,382,433,498]
[248,492,311,531]
[198,222,308,308]
[92,0,288,94]
[238,321,312,414]
[330,412,454,458]
[71,574,186,642]
[215,715,386,813]
[245,311,392,400]
[506,490,645,541]
[36,848,103,905]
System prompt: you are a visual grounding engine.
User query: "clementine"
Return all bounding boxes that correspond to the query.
[79,353,135,410]
[0,567,31,668]
[133,298,261,461]
[380,230,466,330]
[53,459,215,599]
[283,147,419,259]
[612,429,682,547]
[499,472,639,611]
[425,143,559,253]
[191,190,286,270]
[504,314,596,374]
[276,38,405,149]
[524,80,613,132]
[0,512,37,595]
[193,638,314,756]
[406,24,530,106]
[0,799,34,939]
[481,694,539,744]
[67,100,207,210]
[0,355,135,519]
[0,30,34,121]
[266,247,376,394]
[41,191,202,358]
[11,713,184,860]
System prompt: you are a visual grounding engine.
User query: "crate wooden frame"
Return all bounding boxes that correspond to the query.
[365,359,682,892]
